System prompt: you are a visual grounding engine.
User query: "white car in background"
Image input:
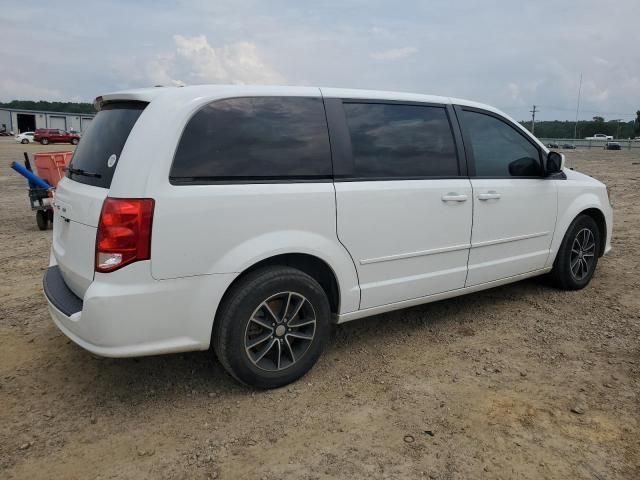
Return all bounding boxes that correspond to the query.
[43,85,613,389]
[15,132,36,144]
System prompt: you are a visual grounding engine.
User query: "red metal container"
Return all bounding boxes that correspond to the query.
[33,151,73,188]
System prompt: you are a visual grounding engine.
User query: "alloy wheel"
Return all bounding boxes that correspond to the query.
[244,292,316,371]
[570,227,596,281]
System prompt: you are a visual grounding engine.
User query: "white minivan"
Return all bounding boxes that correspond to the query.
[44,85,612,388]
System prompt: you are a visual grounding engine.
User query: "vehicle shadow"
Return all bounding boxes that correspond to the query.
[335,276,549,336]
[46,276,550,412]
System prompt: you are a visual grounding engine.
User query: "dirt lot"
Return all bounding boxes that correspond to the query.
[0,138,638,479]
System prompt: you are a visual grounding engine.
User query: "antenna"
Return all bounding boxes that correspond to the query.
[574,73,583,139]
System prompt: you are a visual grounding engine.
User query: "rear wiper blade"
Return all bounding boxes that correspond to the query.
[66,167,102,178]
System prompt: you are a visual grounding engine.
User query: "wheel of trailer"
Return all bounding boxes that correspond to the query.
[36,210,49,230]
[41,138,49,145]
[213,266,330,389]
[71,138,79,145]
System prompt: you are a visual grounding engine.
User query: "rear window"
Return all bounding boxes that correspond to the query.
[170,96,331,182]
[67,102,146,188]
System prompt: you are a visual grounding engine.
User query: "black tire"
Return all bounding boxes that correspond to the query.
[21,139,28,144]
[71,138,79,145]
[41,138,49,145]
[213,266,331,389]
[549,214,600,290]
[36,210,49,231]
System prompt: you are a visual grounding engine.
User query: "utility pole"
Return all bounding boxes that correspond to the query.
[530,105,538,134]
[574,73,583,139]
[613,119,622,139]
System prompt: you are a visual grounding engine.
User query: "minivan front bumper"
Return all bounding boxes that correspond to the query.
[43,261,237,358]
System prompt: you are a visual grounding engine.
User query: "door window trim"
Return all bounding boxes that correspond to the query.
[325,98,468,181]
[454,105,545,179]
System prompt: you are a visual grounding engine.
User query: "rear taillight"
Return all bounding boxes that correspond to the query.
[95,198,154,273]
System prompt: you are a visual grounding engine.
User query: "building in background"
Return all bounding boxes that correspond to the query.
[0,108,95,134]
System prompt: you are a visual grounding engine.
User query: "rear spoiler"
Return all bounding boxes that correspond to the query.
[94,86,170,111]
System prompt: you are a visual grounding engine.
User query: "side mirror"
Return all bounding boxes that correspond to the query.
[508,156,542,176]
[546,151,565,175]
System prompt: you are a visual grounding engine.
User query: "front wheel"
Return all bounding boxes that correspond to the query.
[213,266,330,389]
[550,214,600,290]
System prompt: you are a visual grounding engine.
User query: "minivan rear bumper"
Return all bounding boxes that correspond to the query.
[43,261,237,358]
[43,266,83,316]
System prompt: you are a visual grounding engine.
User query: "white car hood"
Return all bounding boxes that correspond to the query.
[564,168,604,187]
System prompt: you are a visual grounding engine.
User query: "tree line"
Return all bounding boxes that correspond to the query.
[2,100,639,140]
[521,111,640,139]
[0,100,95,114]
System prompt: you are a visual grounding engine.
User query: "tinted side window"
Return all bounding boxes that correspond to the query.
[171,97,331,181]
[343,103,458,178]
[462,110,542,177]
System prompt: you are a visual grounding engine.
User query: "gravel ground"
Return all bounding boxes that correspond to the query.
[0,138,638,479]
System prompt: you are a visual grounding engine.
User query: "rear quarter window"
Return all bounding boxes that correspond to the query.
[67,102,146,188]
[170,96,332,182]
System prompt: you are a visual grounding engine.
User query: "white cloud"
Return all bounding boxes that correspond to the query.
[370,47,418,61]
[507,83,521,102]
[146,53,186,87]
[585,84,610,104]
[1,0,639,118]
[148,34,284,86]
[0,79,63,101]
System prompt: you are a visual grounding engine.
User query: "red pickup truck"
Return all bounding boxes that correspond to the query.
[34,129,80,145]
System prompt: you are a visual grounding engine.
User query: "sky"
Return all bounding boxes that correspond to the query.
[1,0,638,121]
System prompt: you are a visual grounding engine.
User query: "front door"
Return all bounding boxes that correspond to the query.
[331,100,473,309]
[456,107,557,286]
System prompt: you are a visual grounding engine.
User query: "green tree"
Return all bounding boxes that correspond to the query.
[592,116,605,123]
[635,111,640,136]
[0,100,95,114]
[520,118,634,139]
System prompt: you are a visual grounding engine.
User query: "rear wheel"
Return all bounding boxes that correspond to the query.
[21,139,28,144]
[71,138,79,145]
[40,138,49,145]
[213,266,330,389]
[550,214,600,290]
[36,210,49,230]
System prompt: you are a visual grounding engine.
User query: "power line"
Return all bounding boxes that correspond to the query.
[543,106,635,117]
[501,105,636,117]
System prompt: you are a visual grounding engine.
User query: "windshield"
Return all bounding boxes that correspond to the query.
[67,102,146,188]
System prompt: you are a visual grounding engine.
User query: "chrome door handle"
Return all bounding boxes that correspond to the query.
[478,191,501,201]
[441,193,468,202]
